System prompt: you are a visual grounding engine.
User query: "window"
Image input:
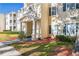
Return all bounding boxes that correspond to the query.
[76,3,79,9]
[66,3,76,10]
[10,14,12,17]
[14,20,16,23]
[52,7,57,15]
[63,23,76,36]
[63,3,66,11]
[10,26,12,30]
[51,25,59,35]
[10,20,12,23]
[63,24,66,35]
[13,14,16,16]
[49,25,51,34]
[13,14,16,20]
[63,3,76,11]
[71,17,76,19]
[13,26,16,30]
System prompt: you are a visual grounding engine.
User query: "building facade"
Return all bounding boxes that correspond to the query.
[5,3,79,40]
[19,3,79,40]
[19,3,51,40]
[5,12,21,32]
[51,3,79,37]
[0,14,5,32]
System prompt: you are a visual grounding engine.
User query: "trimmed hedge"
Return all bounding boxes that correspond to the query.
[0,30,20,34]
[55,35,76,43]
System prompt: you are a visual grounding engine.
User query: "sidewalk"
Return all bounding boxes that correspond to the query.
[0,42,21,56]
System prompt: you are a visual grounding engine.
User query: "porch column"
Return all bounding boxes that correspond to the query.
[32,20,36,40]
[36,20,41,39]
[23,22,27,34]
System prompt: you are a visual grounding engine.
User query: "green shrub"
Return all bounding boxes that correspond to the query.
[18,32,27,40]
[0,30,20,34]
[55,35,76,44]
[70,36,76,43]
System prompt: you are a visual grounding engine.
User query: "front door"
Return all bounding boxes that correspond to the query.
[26,21,33,37]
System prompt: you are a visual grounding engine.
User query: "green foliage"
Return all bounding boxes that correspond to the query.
[0,38,8,40]
[18,31,27,40]
[55,35,76,44]
[0,30,20,34]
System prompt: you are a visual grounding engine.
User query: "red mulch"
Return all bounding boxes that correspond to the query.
[31,37,56,44]
[49,46,72,56]
[20,37,56,46]
[9,37,17,40]
[0,41,5,42]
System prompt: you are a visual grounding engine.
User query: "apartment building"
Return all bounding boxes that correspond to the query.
[19,3,79,40]
[5,3,79,40]
[51,3,79,36]
[5,4,30,32]
[0,14,5,32]
[5,12,21,32]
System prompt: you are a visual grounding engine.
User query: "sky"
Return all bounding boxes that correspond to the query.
[0,3,24,14]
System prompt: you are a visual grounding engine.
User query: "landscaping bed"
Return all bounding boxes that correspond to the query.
[10,37,73,56]
[0,33,19,42]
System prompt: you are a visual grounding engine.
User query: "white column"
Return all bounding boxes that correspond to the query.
[36,21,40,39]
[32,20,36,40]
[23,23,27,34]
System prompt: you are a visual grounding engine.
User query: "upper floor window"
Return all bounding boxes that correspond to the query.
[13,14,16,16]
[13,14,16,18]
[10,20,12,23]
[10,26,12,31]
[10,14,12,17]
[63,3,76,11]
[14,20,16,23]
[66,3,76,10]
[13,26,16,30]
[76,3,79,9]
[63,3,66,11]
[52,7,57,15]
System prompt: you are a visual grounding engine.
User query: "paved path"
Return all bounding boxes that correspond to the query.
[0,38,32,56]
[0,42,21,56]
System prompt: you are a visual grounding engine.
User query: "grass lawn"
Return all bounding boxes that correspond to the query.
[10,41,73,56]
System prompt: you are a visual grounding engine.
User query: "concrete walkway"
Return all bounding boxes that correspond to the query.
[0,42,21,56]
[0,38,32,56]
